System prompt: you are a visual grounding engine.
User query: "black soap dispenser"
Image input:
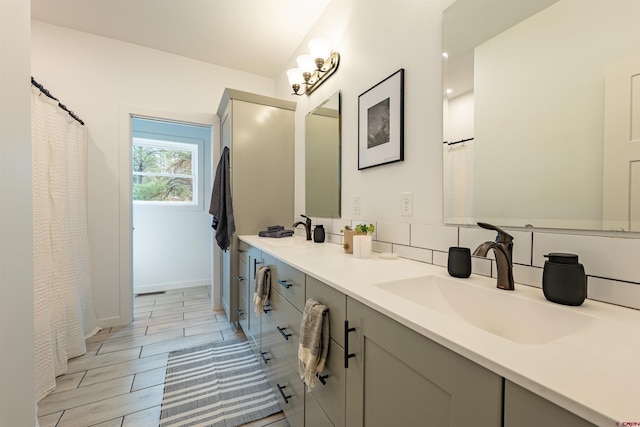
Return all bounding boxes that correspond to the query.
[313,225,325,243]
[542,253,586,306]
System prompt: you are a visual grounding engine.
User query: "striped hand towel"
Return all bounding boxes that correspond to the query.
[254,265,271,315]
[298,298,330,390]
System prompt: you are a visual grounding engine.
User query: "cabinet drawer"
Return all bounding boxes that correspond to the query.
[238,241,250,264]
[274,259,306,311]
[310,338,345,427]
[305,391,335,427]
[271,290,302,370]
[260,299,277,355]
[274,360,305,427]
[305,276,346,342]
[259,344,286,387]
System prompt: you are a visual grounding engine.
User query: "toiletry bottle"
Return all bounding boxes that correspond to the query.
[542,253,586,306]
[313,225,325,243]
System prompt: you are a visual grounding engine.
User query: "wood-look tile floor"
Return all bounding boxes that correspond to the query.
[37,286,289,427]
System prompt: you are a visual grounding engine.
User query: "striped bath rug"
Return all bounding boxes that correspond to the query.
[160,339,282,427]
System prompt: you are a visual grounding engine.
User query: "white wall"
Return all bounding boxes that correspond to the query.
[1,1,36,425]
[31,21,275,326]
[275,0,453,227]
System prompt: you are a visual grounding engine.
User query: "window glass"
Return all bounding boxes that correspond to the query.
[132,139,197,204]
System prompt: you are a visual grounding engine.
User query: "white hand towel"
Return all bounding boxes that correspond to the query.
[298,298,330,391]
[254,265,271,315]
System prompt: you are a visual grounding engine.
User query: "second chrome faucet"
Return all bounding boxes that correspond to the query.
[473,222,515,290]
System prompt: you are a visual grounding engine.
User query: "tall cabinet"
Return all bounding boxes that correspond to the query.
[216,89,296,326]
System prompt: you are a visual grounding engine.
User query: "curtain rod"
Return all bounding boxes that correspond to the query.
[443,137,474,146]
[31,77,85,126]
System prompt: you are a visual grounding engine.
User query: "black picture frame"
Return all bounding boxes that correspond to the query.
[358,68,404,170]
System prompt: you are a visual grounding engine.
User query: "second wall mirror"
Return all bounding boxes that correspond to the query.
[305,91,341,218]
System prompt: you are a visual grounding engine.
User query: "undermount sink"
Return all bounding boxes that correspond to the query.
[375,275,593,345]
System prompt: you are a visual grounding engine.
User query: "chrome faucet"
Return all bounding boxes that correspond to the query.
[293,214,312,241]
[473,222,515,290]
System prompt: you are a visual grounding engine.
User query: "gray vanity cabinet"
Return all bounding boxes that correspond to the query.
[504,381,596,427]
[345,297,503,427]
[217,88,295,327]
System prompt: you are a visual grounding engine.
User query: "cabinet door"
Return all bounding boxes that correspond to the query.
[246,246,262,350]
[305,392,335,427]
[306,276,346,340]
[345,297,502,427]
[221,248,231,320]
[504,381,596,427]
[237,257,249,334]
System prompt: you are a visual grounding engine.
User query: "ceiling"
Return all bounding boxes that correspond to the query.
[30,0,331,79]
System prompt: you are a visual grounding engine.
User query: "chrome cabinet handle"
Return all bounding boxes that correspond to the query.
[237,275,245,281]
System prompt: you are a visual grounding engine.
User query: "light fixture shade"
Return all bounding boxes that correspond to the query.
[287,68,303,86]
[308,38,331,60]
[296,54,315,73]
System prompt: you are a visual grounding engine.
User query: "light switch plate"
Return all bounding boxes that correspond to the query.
[401,192,413,216]
[353,195,361,216]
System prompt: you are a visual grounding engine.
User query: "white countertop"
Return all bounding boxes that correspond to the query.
[240,235,640,425]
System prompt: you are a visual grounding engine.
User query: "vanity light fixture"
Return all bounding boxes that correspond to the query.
[287,38,340,96]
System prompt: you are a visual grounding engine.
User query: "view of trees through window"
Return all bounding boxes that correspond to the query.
[132,139,196,203]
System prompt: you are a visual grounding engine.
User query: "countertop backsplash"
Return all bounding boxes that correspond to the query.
[295,218,640,311]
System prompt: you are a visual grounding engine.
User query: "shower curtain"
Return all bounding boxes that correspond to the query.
[31,86,99,403]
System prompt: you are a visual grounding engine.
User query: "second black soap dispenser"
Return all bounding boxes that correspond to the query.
[542,253,586,306]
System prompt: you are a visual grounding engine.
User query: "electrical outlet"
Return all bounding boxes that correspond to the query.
[353,195,361,216]
[401,192,413,216]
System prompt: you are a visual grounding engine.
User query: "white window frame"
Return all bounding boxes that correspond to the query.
[132,137,199,206]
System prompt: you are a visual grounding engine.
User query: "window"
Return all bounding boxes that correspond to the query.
[132,138,198,205]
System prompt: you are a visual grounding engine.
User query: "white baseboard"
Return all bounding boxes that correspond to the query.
[134,279,210,295]
[97,316,123,328]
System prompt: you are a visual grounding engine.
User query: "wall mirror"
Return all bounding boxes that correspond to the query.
[443,0,640,231]
[305,91,341,218]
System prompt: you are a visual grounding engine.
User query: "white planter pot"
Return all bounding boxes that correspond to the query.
[352,234,372,259]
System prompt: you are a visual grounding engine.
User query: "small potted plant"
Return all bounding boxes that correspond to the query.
[355,223,375,235]
[342,224,375,255]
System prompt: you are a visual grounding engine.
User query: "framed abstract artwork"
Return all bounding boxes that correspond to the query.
[358,68,404,170]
